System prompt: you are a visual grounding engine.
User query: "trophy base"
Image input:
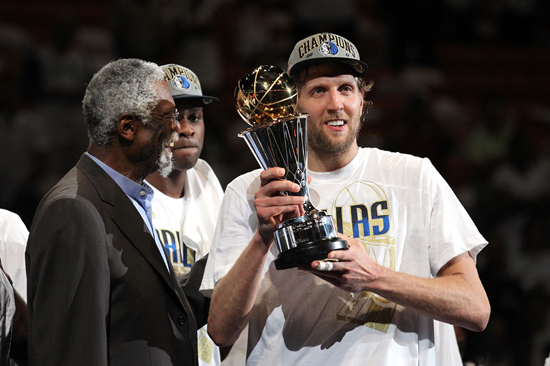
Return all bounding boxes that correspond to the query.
[274,237,348,270]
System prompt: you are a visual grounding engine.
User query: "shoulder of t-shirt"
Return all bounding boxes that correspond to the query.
[0,209,29,244]
[188,159,223,187]
[365,147,432,170]
[0,209,26,229]
[225,168,263,195]
[192,159,213,176]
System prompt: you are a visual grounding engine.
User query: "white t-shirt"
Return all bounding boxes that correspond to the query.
[147,159,224,275]
[0,209,28,302]
[146,159,224,366]
[201,147,487,366]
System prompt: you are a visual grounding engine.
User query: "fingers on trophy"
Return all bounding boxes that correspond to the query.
[235,65,349,270]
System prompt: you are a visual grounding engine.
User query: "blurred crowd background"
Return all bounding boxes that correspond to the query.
[1,0,549,364]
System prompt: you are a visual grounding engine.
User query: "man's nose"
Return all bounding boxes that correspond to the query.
[178,119,194,136]
[327,90,344,112]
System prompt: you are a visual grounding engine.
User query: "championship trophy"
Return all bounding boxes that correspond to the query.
[235,65,348,270]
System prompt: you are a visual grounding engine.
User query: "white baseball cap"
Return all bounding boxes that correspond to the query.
[161,64,219,106]
[287,32,368,77]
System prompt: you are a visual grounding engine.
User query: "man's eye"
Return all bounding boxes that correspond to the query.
[188,114,201,122]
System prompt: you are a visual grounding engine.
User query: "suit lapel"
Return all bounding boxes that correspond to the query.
[77,154,189,309]
[111,193,177,290]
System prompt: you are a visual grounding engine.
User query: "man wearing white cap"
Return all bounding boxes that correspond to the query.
[145,64,224,366]
[203,33,490,366]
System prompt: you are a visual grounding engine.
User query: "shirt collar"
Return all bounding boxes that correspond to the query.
[85,152,154,208]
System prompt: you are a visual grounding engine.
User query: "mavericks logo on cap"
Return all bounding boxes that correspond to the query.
[318,41,338,56]
[163,65,200,90]
[172,75,191,90]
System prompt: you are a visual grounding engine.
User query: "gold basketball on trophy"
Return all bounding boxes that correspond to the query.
[235,65,297,127]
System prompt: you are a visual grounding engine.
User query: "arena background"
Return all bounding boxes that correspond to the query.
[1,0,549,364]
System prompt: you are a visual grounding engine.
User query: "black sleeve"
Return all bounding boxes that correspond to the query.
[10,337,28,361]
[177,254,210,329]
[26,198,110,365]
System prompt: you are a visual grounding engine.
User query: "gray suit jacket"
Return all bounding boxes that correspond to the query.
[26,154,207,366]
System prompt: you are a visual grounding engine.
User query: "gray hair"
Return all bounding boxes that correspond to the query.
[82,58,165,146]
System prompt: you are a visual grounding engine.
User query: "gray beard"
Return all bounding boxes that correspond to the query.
[158,148,174,178]
[158,131,179,177]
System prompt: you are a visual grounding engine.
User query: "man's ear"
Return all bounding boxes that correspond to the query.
[117,113,138,142]
[359,89,365,117]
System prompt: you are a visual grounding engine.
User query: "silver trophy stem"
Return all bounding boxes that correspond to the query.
[239,115,315,213]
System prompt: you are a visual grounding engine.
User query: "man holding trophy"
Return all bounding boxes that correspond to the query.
[202,32,490,365]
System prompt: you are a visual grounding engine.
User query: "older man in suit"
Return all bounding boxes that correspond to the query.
[26,59,208,366]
